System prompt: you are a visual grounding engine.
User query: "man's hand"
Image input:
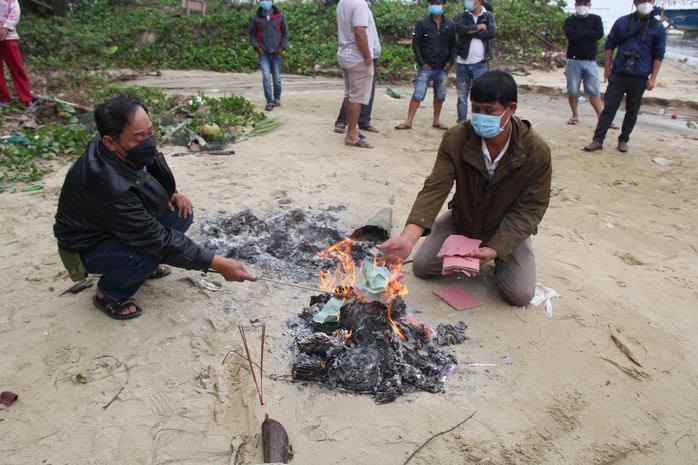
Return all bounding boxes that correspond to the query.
[276,48,284,56]
[0,28,8,41]
[604,66,612,81]
[257,47,264,54]
[210,256,257,282]
[421,64,432,70]
[364,56,373,67]
[465,246,498,265]
[169,192,193,218]
[646,76,656,91]
[444,63,452,72]
[376,236,414,266]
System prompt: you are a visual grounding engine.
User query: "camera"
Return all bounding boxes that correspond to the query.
[623,51,639,74]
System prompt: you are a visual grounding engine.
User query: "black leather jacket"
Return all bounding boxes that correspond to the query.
[412,14,457,69]
[454,9,497,61]
[54,136,214,271]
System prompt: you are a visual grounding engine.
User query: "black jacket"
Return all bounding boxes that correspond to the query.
[53,136,214,271]
[412,15,457,69]
[454,9,497,61]
[563,14,604,61]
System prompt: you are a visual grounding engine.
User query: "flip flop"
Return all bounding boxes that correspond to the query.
[359,125,380,133]
[432,123,449,130]
[334,124,346,134]
[92,294,143,320]
[149,265,171,279]
[567,118,579,125]
[395,123,412,130]
[610,123,620,129]
[345,139,373,148]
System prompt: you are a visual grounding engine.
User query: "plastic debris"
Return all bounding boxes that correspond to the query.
[530,283,559,316]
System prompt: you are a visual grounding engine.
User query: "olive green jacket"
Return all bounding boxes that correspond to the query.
[405,116,552,260]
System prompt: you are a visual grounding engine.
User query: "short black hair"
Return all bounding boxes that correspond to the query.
[429,0,446,4]
[94,95,149,139]
[470,70,518,107]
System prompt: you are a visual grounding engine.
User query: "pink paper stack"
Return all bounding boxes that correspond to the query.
[437,235,482,277]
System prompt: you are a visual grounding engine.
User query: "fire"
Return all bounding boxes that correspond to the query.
[318,238,408,302]
[318,239,356,297]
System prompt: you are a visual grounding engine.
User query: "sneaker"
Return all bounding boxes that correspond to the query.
[264,105,274,112]
[0,102,10,107]
[583,141,603,152]
[618,141,629,152]
[25,103,37,109]
[273,101,281,107]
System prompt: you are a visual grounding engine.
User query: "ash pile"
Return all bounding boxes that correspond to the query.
[287,249,467,404]
[196,207,369,280]
[289,295,466,404]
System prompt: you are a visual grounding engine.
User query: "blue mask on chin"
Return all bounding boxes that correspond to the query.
[471,109,508,138]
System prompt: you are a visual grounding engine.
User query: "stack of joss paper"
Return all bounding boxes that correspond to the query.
[437,235,482,277]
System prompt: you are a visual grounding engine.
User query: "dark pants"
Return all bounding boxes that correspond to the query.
[335,58,378,128]
[80,209,194,300]
[593,72,647,144]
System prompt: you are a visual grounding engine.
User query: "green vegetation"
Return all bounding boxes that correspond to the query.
[1,0,569,189]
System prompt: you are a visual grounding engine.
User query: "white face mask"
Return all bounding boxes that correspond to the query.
[575,5,590,16]
[636,2,653,15]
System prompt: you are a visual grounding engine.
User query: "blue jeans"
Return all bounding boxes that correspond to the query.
[411,67,449,103]
[259,53,282,106]
[80,209,194,300]
[456,62,489,123]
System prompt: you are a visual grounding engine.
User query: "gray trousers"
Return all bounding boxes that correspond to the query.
[412,212,537,307]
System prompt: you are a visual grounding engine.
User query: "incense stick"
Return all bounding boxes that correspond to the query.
[260,324,265,404]
[206,269,353,298]
[239,325,264,405]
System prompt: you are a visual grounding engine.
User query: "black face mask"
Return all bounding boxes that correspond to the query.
[118,136,158,167]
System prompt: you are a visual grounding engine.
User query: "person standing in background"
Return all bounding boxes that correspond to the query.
[249,0,289,112]
[563,0,604,125]
[336,0,376,148]
[583,0,665,153]
[0,0,35,108]
[454,0,496,124]
[394,0,456,131]
[334,0,381,135]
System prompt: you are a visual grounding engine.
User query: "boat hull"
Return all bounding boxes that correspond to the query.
[662,7,698,31]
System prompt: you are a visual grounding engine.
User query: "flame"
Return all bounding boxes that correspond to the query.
[386,300,405,340]
[318,239,357,297]
[318,238,411,340]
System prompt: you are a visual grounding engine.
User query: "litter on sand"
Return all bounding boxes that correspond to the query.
[530,283,559,316]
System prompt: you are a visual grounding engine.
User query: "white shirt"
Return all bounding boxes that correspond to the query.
[457,9,486,64]
[336,0,375,68]
[481,127,512,179]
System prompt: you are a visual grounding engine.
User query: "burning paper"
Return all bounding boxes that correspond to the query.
[287,238,462,404]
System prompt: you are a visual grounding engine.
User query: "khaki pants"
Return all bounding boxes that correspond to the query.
[412,211,537,307]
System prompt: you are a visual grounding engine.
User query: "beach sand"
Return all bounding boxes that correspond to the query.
[1,59,697,464]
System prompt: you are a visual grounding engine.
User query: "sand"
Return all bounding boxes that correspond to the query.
[1,59,698,465]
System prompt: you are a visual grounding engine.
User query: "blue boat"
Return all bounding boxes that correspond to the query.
[661,2,698,31]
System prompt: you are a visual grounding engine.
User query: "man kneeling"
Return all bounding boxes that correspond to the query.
[54,95,255,320]
[378,71,552,306]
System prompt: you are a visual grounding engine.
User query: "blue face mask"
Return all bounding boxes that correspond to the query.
[428,4,443,14]
[464,0,476,11]
[260,1,272,11]
[471,109,508,139]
